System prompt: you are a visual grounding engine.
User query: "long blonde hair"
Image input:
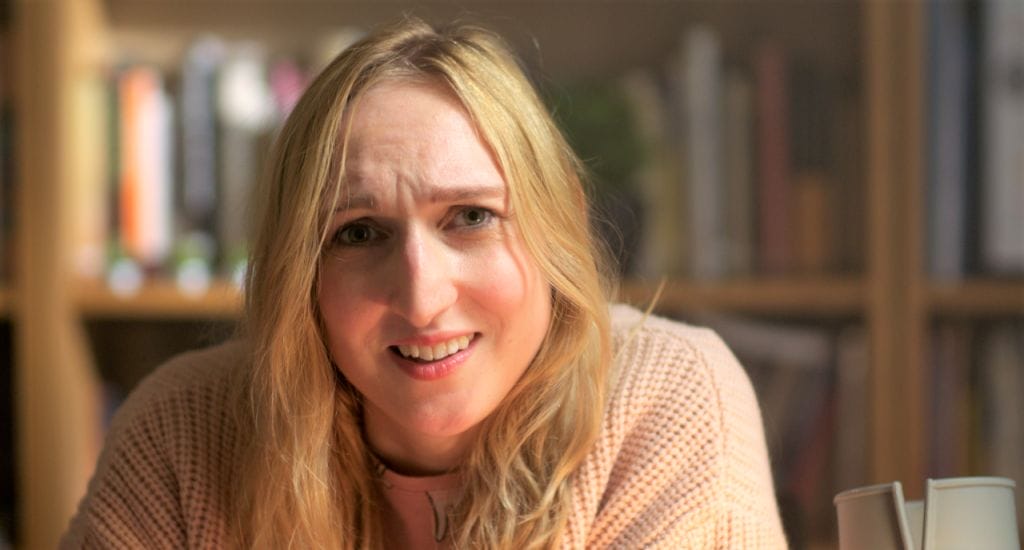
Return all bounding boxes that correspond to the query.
[233,17,614,548]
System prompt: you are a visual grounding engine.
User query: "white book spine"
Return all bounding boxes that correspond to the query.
[132,69,173,268]
[683,26,726,280]
[982,0,1024,273]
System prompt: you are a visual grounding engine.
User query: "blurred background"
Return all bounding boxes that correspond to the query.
[1,0,1022,548]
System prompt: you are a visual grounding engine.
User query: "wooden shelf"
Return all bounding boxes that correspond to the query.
[72,277,873,319]
[618,277,865,317]
[75,279,242,319]
[927,280,1024,316]
[0,286,11,319]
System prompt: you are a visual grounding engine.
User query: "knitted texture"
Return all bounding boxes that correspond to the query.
[61,304,787,548]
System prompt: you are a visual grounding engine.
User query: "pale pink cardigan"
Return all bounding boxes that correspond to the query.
[62,305,787,548]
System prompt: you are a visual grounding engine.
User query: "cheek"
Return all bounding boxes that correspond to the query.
[318,267,373,356]
[469,245,551,343]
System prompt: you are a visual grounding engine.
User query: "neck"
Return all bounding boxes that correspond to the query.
[362,408,478,476]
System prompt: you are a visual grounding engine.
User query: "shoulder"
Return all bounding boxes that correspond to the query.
[122,339,247,407]
[104,337,250,458]
[113,339,248,459]
[608,303,752,416]
[569,304,781,547]
[107,340,243,435]
[606,303,768,473]
[62,340,249,546]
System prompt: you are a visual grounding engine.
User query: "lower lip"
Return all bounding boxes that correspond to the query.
[392,337,477,381]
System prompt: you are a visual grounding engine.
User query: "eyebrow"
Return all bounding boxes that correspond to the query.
[334,184,506,213]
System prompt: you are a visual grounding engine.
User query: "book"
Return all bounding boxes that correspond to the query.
[680,26,727,280]
[269,56,309,120]
[754,41,792,275]
[216,42,275,284]
[974,323,1024,526]
[723,69,754,276]
[831,91,865,274]
[980,0,1024,274]
[833,326,868,497]
[927,322,973,478]
[178,36,225,284]
[116,66,174,272]
[789,61,835,275]
[70,70,111,280]
[926,0,973,280]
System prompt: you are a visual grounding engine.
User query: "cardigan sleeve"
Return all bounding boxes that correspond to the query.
[576,310,787,549]
[60,365,189,549]
[60,343,241,549]
[693,327,789,548]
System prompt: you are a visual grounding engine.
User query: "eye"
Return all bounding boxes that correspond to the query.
[333,222,382,246]
[451,207,494,229]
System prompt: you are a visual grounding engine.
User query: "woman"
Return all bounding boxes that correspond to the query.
[63,17,786,549]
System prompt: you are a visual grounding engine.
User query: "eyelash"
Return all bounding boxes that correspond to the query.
[329,206,496,248]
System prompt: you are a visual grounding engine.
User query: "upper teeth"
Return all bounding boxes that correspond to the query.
[397,335,473,361]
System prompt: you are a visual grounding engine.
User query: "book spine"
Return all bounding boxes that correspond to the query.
[789,62,834,275]
[974,323,1024,526]
[682,26,727,280]
[723,70,754,276]
[926,0,971,280]
[217,43,274,283]
[755,42,792,275]
[980,0,1024,274]
[179,37,224,253]
[69,70,110,279]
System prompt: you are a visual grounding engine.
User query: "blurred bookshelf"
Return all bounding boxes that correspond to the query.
[75,280,242,319]
[5,0,1023,548]
[927,281,1024,316]
[618,278,865,318]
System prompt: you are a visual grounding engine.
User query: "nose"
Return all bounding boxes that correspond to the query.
[387,226,458,328]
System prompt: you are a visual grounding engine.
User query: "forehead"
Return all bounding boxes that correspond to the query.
[339,79,507,197]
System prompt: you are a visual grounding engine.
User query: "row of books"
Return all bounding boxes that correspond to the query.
[680,313,868,547]
[605,27,864,280]
[70,31,364,294]
[40,12,1024,289]
[926,0,1024,279]
[76,25,869,290]
[927,320,1024,527]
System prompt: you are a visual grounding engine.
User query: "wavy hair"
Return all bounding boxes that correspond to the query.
[232,16,614,548]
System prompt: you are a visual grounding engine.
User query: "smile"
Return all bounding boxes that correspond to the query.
[393,334,475,362]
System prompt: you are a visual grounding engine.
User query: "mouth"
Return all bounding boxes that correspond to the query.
[390,333,477,363]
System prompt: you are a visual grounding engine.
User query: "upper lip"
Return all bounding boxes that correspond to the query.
[390,331,476,347]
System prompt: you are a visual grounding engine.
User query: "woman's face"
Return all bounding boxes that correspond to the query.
[318,79,552,474]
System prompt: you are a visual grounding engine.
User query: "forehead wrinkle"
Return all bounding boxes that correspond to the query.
[334,190,376,213]
[332,183,506,214]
